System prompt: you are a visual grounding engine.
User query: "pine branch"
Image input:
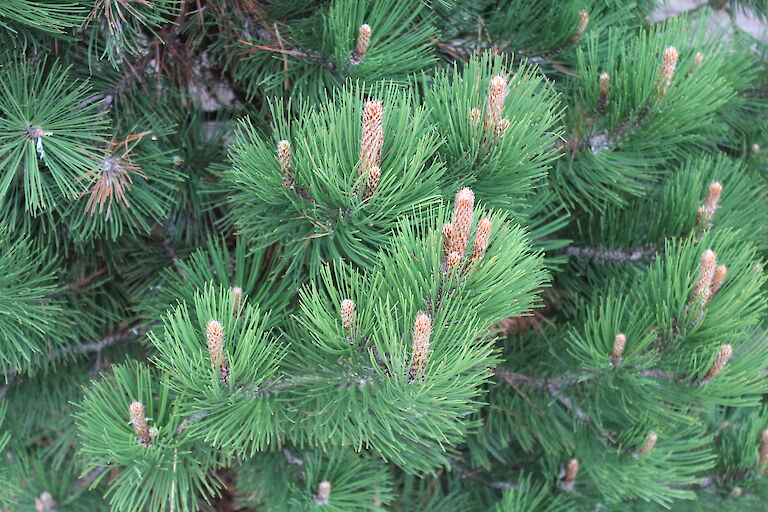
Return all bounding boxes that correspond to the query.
[64,465,109,502]
[163,237,185,277]
[47,325,154,364]
[563,244,661,263]
[176,370,384,434]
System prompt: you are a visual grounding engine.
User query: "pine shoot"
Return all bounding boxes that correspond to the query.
[35,492,56,512]
[277,140,294,189]
[408,313,432,382]
[572,11,589,42]
[315,481,332,505]
[710,265,727,299]
[562,458,579,491]
[635,432,658,456]
[697,182,722,225]
[691,249,717,310]
[449,188,475,256]
[658,46,679,99]
[484,75,509,137]
[129,401,152,446]
[341,299,356,333]
[351,24,371,65]
[231,286,244,316]
[611,333,626,366]
[360,101,384,173]
[362,165,381,201]
[700,344,733,385]
[470,216,492,264]
[760,429,768,466]
[442,223,453,258]
[207,319,230,385]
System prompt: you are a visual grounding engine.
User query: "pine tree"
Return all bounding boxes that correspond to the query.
[1,1,768,511]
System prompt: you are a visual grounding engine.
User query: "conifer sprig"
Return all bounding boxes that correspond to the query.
[0,59,109,212]
[76,362,223,512]
[224,0,437,100]
[557,18,757,212]
[226,83,444,274]
[425,53,561,214]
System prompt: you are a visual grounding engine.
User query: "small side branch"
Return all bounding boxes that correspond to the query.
[564,244,659,264]
[64,465,109,502]
[52,325,153,360]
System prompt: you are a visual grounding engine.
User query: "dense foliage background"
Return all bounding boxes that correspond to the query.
[1,1,767,511]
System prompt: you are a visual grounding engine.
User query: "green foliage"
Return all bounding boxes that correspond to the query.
[574,156,768,254]
[281,205,546,472]
[76,361,223,512]
[424,53,562,214]
[220,0,437,100]
[484,228,767,507]
[2,0,767,510]
[226,82,445,274]
[149,285,284,457]
[0,233,78,373]
[139,237,294,327]
[83,0,182,67]
[729,0,768,22]
[143,204,546,476]
[160,107,230,246]
[0,58,109,212]
[709,404,768,487]
[0,0,87,34]
[237,450,394,511]
[494,474,571,512]
[0,403,17,508]
[4,451,108,511]
[554,16,757,212]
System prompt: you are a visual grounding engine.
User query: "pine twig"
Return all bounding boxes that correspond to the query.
[564,244,660,263]
[62,465,109,503]
[163,238,185,277]
[52,325,153,359]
